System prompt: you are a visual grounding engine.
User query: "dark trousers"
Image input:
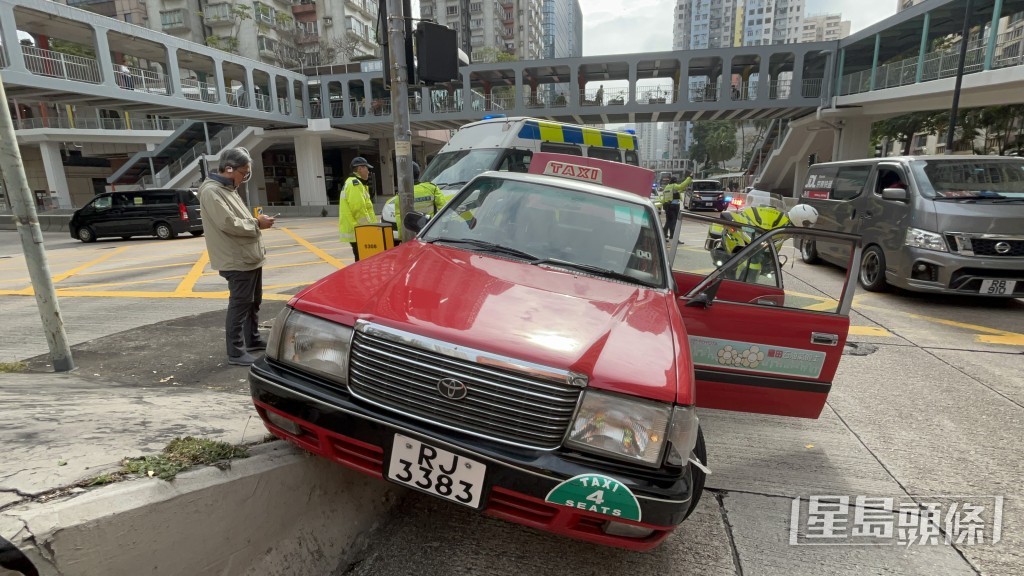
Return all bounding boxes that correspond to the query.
[663,203,680,239]
[350,242,361,262]
[219,268,263,358]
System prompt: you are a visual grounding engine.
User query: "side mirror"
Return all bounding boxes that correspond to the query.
[403,211,428,233]
[882,188,909,202]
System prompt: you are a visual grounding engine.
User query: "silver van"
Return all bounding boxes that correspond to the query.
[798,156,1024,297]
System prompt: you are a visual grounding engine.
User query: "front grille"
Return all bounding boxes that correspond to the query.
[971,239,1024,257]
[348,329,582,449]
[946,234,1024,257]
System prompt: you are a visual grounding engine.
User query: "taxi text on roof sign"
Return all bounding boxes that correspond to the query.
[528,152,656,199]
[542,161,603,183]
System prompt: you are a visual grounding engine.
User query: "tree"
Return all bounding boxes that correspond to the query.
[203,3,252,55]
[871,112,941,155]
[690,121,738,172]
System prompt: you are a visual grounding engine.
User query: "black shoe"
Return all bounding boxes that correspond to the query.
[227,352,259,366]
[246,340,268,351]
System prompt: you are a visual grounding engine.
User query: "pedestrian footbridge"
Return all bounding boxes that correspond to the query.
[1,0,1023,203]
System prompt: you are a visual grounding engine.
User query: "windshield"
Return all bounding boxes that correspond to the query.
[422,176,667,288]
[420,149,504,188]
[691,181,721,192]
[913,159,1024,199]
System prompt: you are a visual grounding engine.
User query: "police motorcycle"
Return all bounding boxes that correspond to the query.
[703,194,819,281]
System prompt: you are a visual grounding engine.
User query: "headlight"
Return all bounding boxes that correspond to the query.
[269,308,353,384]
[566,390,671,466]
[905,227,948,252]
[666,405,700,466]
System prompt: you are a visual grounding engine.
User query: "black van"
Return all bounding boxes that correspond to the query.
[69,189,203,242]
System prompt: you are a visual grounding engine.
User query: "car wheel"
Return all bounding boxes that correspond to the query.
[859,245,887,292]
[154,223,177,240]
[190,231,204,237]
[77,226,96,243]
[800,239,820,264]
[683,426,707,520]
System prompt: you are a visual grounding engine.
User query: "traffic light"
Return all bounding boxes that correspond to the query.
[379,0,416,89]
[415,22,459,84]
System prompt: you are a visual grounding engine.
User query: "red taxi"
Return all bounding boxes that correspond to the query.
[249,154,861,550]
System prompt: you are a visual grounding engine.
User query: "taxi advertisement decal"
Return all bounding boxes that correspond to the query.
[688,336,826,379]
[545,474,642,522]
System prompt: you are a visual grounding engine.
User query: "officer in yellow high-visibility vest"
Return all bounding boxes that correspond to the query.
[338,156,378,262]
[384,162,451,243]
[660,175,692,240]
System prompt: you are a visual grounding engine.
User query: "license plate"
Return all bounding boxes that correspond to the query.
[387,433,486,508]
[979,279,1016,295]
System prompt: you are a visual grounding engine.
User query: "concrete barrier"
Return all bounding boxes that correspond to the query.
[0,215,71,233]
[0,442,400,576]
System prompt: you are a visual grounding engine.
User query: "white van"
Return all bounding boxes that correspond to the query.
[420,117,640,195]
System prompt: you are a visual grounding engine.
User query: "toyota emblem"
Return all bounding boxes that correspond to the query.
[995,241,1012,254]
[437,377,468,400]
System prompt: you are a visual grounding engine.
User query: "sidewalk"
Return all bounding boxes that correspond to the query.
[1,302,285,501]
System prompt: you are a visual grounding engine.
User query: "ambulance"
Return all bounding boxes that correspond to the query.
[249,153,862,551]
[419,116,640,195]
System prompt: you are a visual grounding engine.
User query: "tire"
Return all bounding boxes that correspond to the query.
[77,226,96,243]
[683,426,707,520]
[800,239,821,264]
[190,231,204,237]
[859,245,888,292]
[154,222,177,240]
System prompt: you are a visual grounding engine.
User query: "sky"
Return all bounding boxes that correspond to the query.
[580,0,897,56]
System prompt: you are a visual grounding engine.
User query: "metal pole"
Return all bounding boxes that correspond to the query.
[945,0,974,154]
[203,121,212,155]
[387,0,415,242]
[0,72,74,371]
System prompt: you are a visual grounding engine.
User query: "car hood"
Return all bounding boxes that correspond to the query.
[932,199,1024,234]
[291,242,684,404]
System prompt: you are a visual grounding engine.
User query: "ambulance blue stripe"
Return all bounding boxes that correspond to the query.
[601,133,619,148]
[561,126,584,144]
[518,121,541,140]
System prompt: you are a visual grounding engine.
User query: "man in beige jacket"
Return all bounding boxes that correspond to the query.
[198,147,276,366]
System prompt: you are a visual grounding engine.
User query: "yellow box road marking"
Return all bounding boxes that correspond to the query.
[51,246,131,284]
[858,303,1023,346]
[848,326,892,337]
[279,227,346,269]
[175,251,209,295]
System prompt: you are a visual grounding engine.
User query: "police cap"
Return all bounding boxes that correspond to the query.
[351,156,373,169]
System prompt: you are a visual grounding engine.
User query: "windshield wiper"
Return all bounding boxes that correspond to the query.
[428,238,538,260]
[531,257,653,286]
[435,181,468,190]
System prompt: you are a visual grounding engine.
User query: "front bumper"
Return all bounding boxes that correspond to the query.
[893,247,1024,297]
[249,358,695,550]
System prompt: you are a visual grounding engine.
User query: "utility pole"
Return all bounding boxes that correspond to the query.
[386,0,416,241]
[0,73,74,371]
[945,0,974,154]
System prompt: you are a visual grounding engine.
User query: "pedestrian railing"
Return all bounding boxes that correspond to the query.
[22,45,102,84]
[181,78,220,103]
[839,32,1023,96]
[114,64,171,95]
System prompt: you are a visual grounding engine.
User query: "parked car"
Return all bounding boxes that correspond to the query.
[248,152,861,551]
[798,156,1024,296]
[69,189,203,243]
[683,179,729,211]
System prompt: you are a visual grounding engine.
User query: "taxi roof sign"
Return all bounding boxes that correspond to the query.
[528,152,655,199]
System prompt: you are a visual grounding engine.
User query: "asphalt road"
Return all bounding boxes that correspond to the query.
[1,218,1022,576]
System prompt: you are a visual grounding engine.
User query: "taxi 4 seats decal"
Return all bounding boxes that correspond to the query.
[688,336,826,379]
[545,473,642,522]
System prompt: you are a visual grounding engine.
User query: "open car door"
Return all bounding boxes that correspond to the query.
[669,211,861,418]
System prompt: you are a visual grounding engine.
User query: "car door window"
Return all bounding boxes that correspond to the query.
[93,196,112,210]
[832,166,871,200]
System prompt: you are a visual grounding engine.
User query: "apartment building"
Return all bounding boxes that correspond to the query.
[61,0,379,69]
[418,0,547,62]
[800,13,851,43]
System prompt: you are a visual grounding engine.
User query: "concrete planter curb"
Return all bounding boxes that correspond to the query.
[1,441,400,576]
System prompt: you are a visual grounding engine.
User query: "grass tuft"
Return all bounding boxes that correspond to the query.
[0,361,27,373]
[120,437,250,481]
